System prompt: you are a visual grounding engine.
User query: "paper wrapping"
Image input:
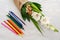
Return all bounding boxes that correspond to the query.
[14,0,28,10]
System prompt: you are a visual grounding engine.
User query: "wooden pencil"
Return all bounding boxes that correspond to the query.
[7,19,24,35]
[7,15,24,30]
[4,21,22,36]
[9,12,24,30]
[9,11,26,25]
[1,22,18,35]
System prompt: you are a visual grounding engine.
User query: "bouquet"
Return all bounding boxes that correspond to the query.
[14,0,59,34]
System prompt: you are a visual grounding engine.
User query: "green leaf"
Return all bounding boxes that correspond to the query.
[29,2,44,16]
[21,4,27,21]
[30,16,42,34]
[26,13,30,22]
[29,2,40,13]
[32,2,42,11]
[21,3,30,21]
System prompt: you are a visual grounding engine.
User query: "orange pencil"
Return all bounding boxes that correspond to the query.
[7,19,24,35]
[4,21,22,36]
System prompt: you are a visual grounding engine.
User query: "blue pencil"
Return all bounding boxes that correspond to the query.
[9,11,26,25]
[8,11,24,30]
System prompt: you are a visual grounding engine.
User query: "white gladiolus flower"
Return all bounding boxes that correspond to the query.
[31,12,41,21]
[40,16,50,25]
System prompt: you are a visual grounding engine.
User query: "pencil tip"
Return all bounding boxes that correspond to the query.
[18,34,23,37]
[22,28,25,30]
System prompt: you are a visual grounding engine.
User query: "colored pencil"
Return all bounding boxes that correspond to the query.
[8,14,23,28]
[8,12,24,30]
[9,11,26,25]
[1,22,17,35]
[7,15,24,30]
[4,21,22,36]
[9,11,23,27]
[7,19,24,35]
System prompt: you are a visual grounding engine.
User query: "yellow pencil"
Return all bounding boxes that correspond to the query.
[4,21,22,37]
[7,19,24,35]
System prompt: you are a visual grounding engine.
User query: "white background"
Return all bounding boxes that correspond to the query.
[0,0,60,40]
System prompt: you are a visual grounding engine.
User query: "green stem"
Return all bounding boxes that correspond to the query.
[30,16,43,34]
[49,24,59,32]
